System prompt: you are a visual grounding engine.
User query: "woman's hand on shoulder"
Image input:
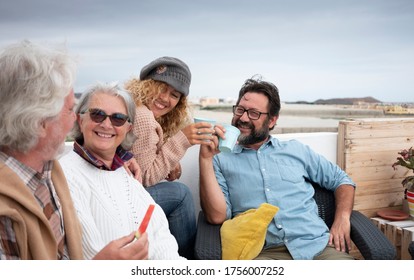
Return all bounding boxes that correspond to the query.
[124,158,143,183]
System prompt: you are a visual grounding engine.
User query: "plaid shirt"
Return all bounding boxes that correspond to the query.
[0,152,69,260]
[73,141,133,171]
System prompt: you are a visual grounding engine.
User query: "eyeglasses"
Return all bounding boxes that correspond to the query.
[82,108,130,127]
[232,105,269,120]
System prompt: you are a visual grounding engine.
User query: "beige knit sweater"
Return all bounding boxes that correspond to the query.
[132,105,192,187]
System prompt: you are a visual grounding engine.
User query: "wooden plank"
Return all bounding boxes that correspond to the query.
[339,151,399,169]
[339,118,414,139]
[401,226,414,260]
[354,192,403,211]
[337,121,346,169]
[342,137,414,154]
[354,179,403,196]
[370,217,389,231]
[346,165,410,181]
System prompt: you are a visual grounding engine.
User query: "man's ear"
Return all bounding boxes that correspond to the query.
[38,120,48,138]
[268,115,278,129]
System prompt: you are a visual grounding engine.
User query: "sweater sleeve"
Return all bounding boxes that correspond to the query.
[132,106,192,187]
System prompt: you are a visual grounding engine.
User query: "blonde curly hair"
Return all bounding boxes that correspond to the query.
[125,78,192,139]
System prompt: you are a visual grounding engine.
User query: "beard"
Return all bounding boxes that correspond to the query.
[42,138,67,161]
[54,141,69,159]
[40,123,69,160]
[232,117,270,146]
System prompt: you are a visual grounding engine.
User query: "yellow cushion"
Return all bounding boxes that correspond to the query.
[220,203,279,260]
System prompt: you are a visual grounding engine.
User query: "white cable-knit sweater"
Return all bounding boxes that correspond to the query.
[59,150,184,260]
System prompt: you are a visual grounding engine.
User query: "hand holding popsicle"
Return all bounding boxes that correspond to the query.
[135,204,155,239]
[92,231,148,260]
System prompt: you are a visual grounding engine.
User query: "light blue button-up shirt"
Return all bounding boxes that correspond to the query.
[213,136,356,260]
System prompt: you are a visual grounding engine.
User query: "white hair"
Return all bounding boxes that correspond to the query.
[71,82,137,150]
[0,40,77,153]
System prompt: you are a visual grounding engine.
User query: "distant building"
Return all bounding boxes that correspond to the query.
[382,105,414,115]
[200,97,219,107]
[197,96,237,107]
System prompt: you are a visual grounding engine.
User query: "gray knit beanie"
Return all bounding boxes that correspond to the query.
[139,56,191,96]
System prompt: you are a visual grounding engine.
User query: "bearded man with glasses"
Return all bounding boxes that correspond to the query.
[199,76,356,260]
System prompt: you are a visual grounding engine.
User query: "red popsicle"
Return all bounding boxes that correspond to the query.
[135,204,155,239]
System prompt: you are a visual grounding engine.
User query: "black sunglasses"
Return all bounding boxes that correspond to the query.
[83,108,130,127]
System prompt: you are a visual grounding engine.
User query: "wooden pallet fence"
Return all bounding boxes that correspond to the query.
[337,118,414,217]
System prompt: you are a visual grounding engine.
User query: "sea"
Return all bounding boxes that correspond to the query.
[190,103,412,134]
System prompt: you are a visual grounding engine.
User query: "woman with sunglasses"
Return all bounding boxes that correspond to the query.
[124,57,214,259]
[59,82,183,259]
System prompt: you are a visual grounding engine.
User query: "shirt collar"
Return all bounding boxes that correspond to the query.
[233,135,275,153]
[73,141,133,171]
[0,151,53,192]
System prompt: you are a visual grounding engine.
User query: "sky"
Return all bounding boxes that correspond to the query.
[1,0,413,103]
